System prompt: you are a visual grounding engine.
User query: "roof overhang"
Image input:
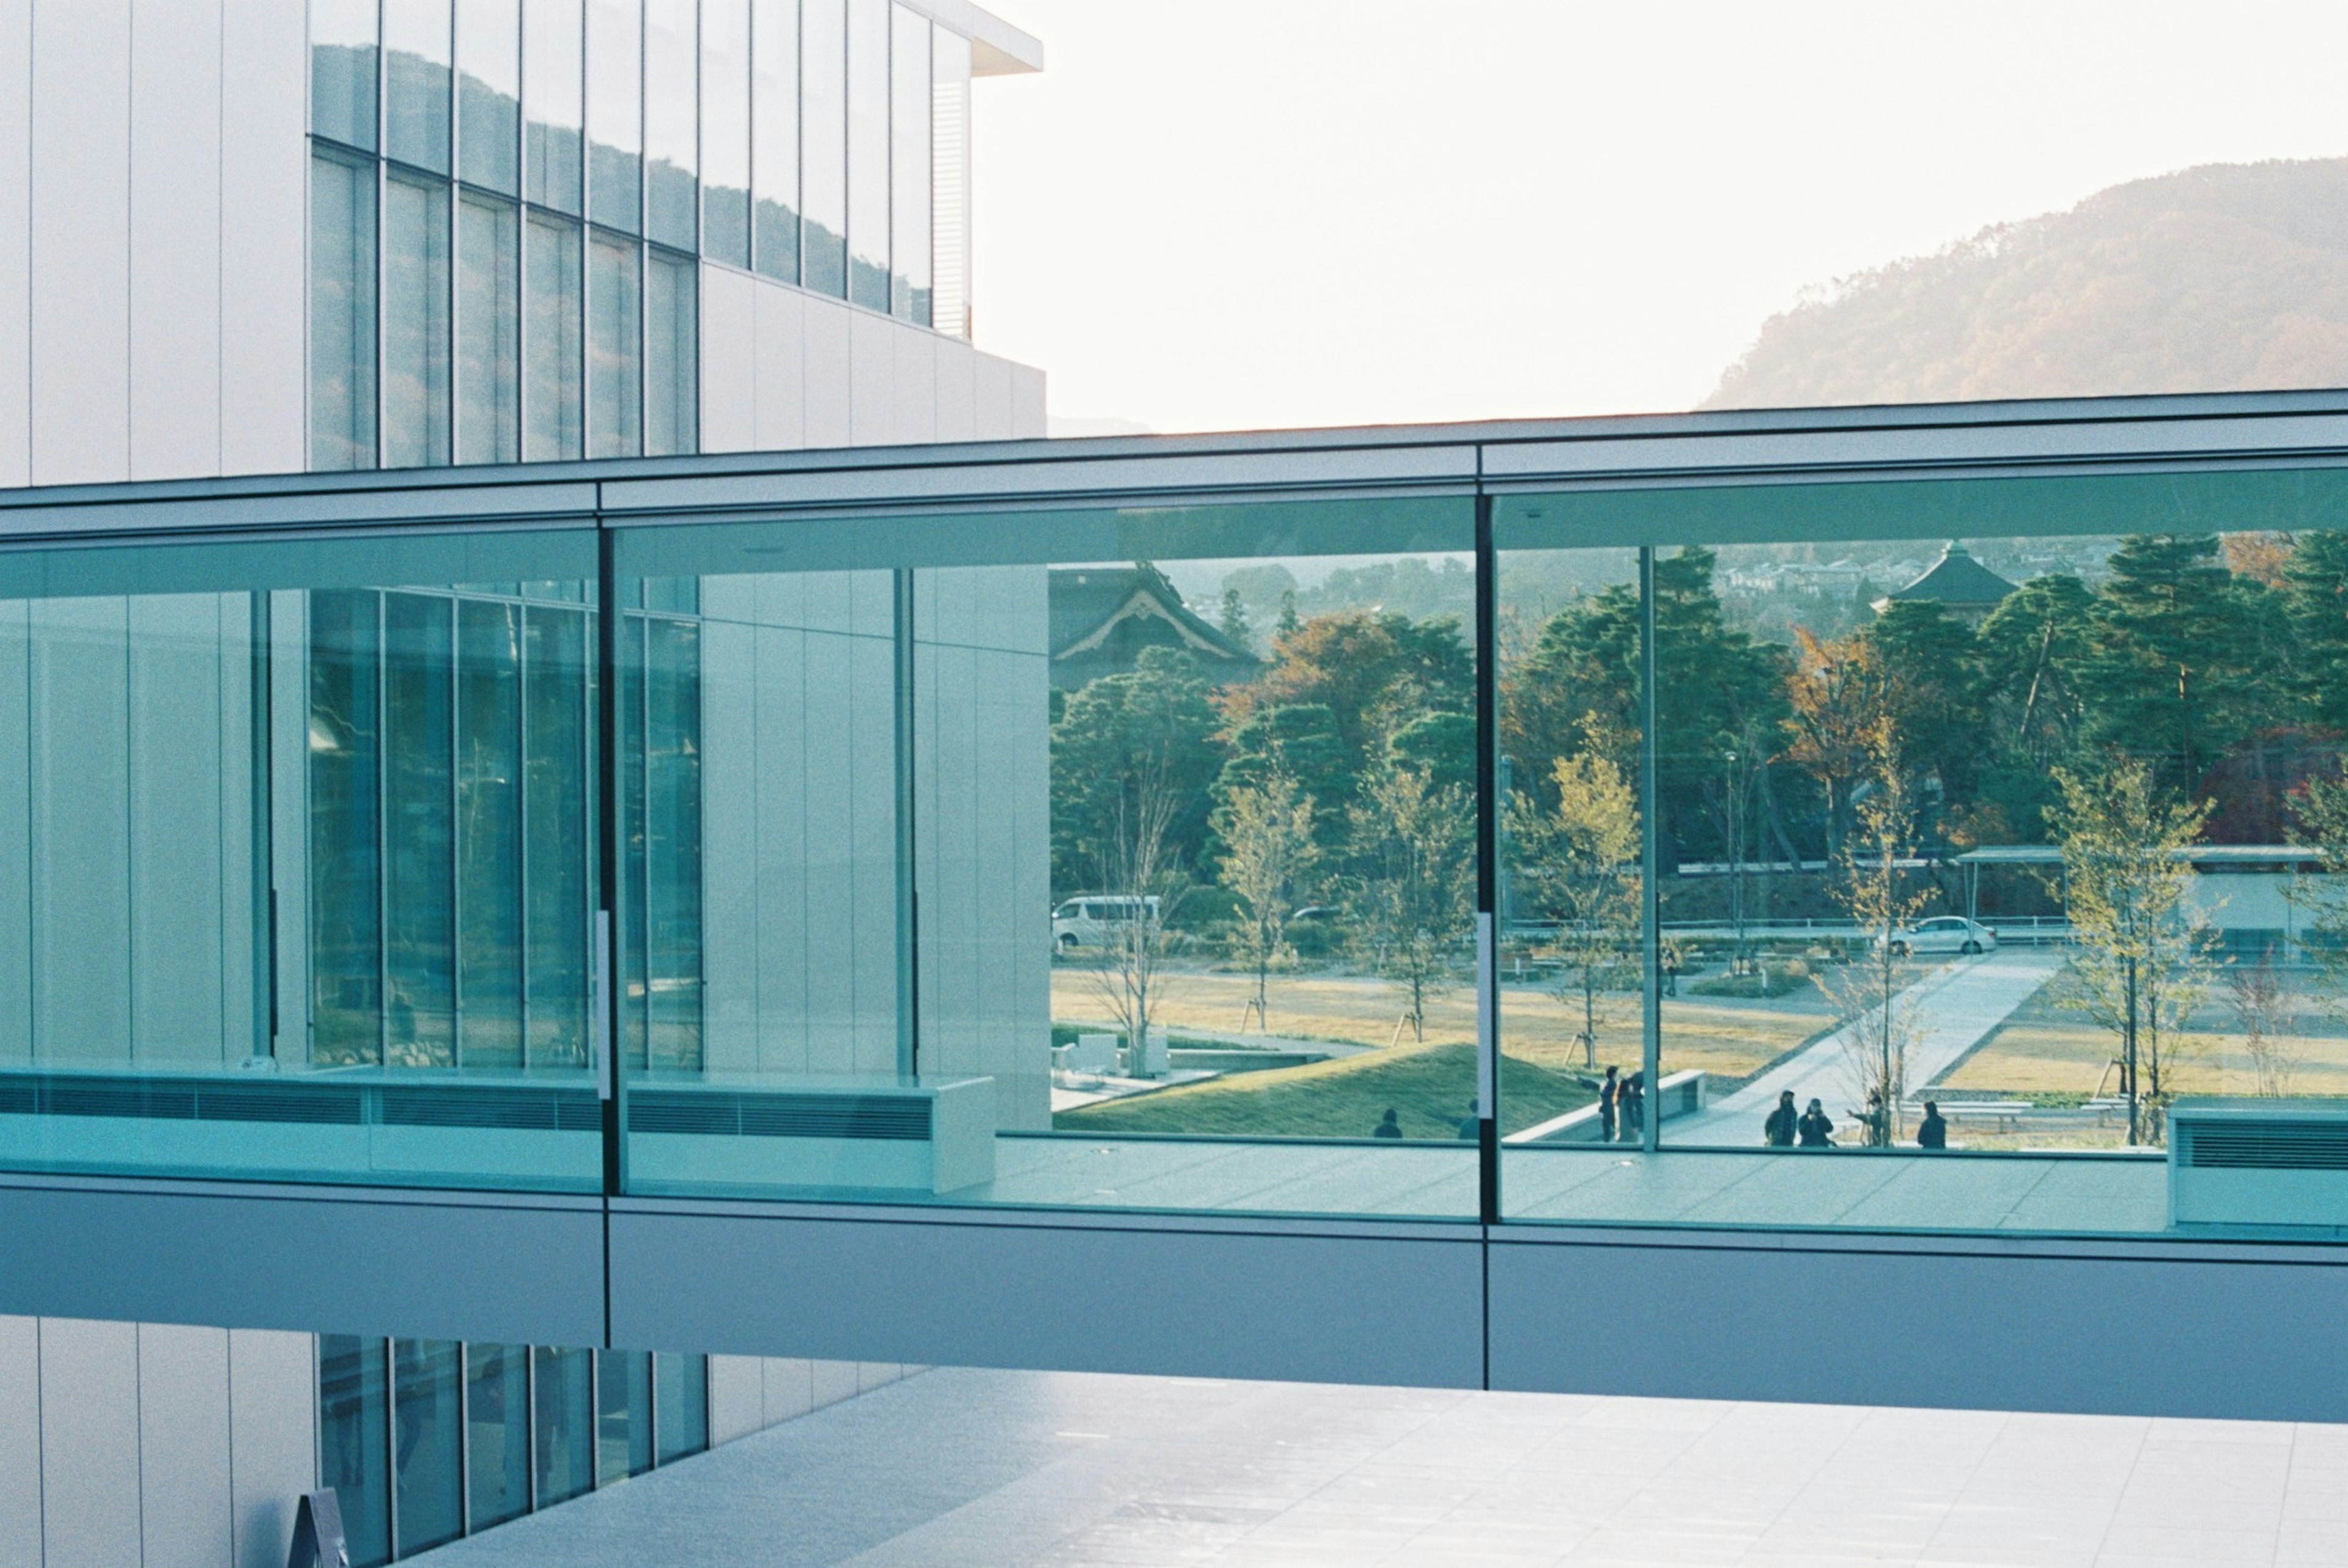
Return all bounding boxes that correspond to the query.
[913,0,1043,75]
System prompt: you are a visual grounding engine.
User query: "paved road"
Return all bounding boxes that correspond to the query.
[1670,948,2063,1146]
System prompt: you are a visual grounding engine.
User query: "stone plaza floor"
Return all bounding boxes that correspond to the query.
[413,1365,2347,1567]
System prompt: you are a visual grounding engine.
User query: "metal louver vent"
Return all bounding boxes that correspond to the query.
[2179,1121,2348,1171]
[629,1091,932,1141]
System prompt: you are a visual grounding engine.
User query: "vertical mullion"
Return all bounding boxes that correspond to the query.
[518,605,533,1068]
[525,1341,540,1514]
[597,533,622,1198]
[1639,546,1661,1154]
[895,568,918,1079]
[456,1341,473,1537]
[451,598,464,1067]
[377,592,392,1066]
[1474,491,1499,1226]
[383,1339,401,1559]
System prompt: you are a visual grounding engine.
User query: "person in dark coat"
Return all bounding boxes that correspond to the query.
[1457,1102,1481,1141]
[1917,1100,1948,1150]
[1763,1089,1798,1148]
[1373,1108,1403,1139]
[1619,1070,1646,1141]
[1796,1097,1834,1147]
[1597,1066,1621,1143]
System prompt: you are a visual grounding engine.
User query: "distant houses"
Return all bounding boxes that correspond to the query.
[1047,563,1260,691]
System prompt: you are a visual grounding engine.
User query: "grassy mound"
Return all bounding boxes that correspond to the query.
[1053,1042,1595,1141]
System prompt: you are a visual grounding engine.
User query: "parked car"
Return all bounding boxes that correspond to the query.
[1877,916,1998,956]
[1052,895,1160,951]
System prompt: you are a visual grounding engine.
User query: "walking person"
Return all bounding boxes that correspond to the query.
[1796,1097,1834,1148]
[1917,1099,1949,1150]
[1763,1089,1798,1148]
[1661,946,1682,998]
[1853,1089,1890,1148]
[1597,1066,1620,1144]
[1620,1070,1646,1143]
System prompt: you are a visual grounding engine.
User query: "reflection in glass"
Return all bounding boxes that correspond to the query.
[844,0,890,311]
[588,232,643,458]
[386,594,457,1065]
[619,605,703,1070]
[457,0,523,195]
[309,149,378,471]
[457,191,522,465]
[319,1336,390,1568]
[534,1344,595,1504]
[383,172,453,469]
[311,590,385,1064]
[525,603,594,1065]
[888,7,931,325]
[523,0,585,213]
[596,1349,654,1485]
[385,0,455,175]
[459,600,525,1067]
[312,0,380,151]
[751,0,800,283]
[654,1352,708,1463]
[646,250,699,457]
[701,0,753,268]
[800,0,847,296]
[393,1338,463,1554]
[525,210,585,460]
[644,0,699,251]
[587,0,644,232]
[467,1343,532,1531]
[929,28,970,339]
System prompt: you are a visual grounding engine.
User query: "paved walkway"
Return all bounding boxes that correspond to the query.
[414,1366,2347,1567]
[1671,949,2062,1147]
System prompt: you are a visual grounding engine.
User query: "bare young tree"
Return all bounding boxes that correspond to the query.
[2047,758,2217,1145]
[1511,719,1641,1069]
[2291,769,2348,1036]
[1087,760,1192,1079]
[2225,952,2300,1097]
[1816,719,1932,1143]
[1347,759,1476,1043]
[1216,761,1320,1032]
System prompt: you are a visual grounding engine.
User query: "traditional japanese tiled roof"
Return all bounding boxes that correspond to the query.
[1883,541,2018,609]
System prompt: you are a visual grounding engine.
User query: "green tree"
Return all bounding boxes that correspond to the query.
[1978,573,2099,765]
[2289,767,2348,1034]
[1215,762,1321,1031]
[2283,530,2348,734]
[1866,600,1988,819]
[1345,759,1475,1042]
[2047,758,2217,1145]
[1231,610,1472,776]
[1049,647,1222,897]
[1218,586,1253,647]
[1512,723,1641,1069]
[1213,702,1352,849]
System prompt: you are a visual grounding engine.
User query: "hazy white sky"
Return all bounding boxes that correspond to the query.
[966,1,2348,433]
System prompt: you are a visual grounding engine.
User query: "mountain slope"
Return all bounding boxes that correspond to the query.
[1706,158,2348,409]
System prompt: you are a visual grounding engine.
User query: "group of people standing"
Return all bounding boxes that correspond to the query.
[1762,1089,1949,1150]
[1594,1066,1645,1143]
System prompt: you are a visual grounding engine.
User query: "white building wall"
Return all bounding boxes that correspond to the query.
[128,0,223,482]
[0,0,31,491]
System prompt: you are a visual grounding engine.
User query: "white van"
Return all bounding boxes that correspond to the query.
[1052,895,1161,951]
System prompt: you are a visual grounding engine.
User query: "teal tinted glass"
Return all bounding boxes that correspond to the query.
[0,528,599,1192]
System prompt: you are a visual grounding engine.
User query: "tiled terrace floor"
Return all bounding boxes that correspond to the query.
[414,1366,2348,1567]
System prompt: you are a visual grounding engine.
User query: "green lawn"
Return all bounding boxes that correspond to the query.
[1052,1042,1595,1141]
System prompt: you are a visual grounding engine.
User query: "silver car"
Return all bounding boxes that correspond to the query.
[1880,916,1998,956]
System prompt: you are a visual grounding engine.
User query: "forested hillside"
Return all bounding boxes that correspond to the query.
[1708,158,2348,409]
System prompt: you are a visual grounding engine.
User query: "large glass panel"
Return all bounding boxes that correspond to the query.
[466,1342,531,1531]
[644,0,698,252]
[0,529,599,1191]
[611,497,1483,1220]
[319,1337,390,1568]
[457,190,522,465]
[523,0,585,213]
[392,1338,463,1555]
[587,0,644,232]
[751,0,800,284]
[702,0,753,269]
[588,232,644,458]
[533,1345,595,1504]
[524,603,594,1065]
[309,149,378,472]
[524,210,585,460]
[645,250,698,457]
[654,1352,707,1463]
[844,0,888,311]
[799,0,846,297]
[383,171,454,469]
[312,0,380,152]
[457,0,523,195]
[596,1350,654,1484]
[929,28,969,340]
[458,599,525,1067]
[888,7,929,326]
[385,0,455,175]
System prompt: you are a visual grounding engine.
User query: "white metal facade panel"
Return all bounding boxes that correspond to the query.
[889,321,936,445]
[750,279,805,451]
[809,1356,859,1408]
[846,309,893,446]
[39,1317,142,1568]
[128,0,222,480]
[29,0,131,485]
[218,0,305,477]
[931,334,975,443]
[0,0,30,490]
[29,597,131,1061]
[705,1354,762,1443]
[970,350,1012,441]
[1006,361,1045,438]
[226,1329,313,1568]
[761,1357,813,1424]
[800,293,852,449]
[0,1316,35,1568]
[698,263,758,454]
[138,1322,233,1568]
